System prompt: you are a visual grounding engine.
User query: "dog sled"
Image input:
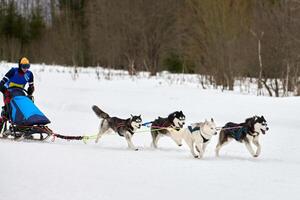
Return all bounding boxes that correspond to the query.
[0,87,52,141]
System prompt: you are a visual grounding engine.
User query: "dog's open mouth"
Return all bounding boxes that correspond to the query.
[261,129,266,134]
[179,122,185,128]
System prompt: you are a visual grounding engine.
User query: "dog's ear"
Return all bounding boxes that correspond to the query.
[245,117,252,125]
[130,114,133,119]
[245,117,255,131]
[168,113,174,121]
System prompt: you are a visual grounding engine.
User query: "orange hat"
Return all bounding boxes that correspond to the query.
[20,57,30,64]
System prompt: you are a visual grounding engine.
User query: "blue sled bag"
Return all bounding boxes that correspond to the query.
[9,96,50,126]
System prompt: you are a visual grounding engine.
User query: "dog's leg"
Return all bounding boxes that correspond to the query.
[215,142,221,157]
[95,127,107,143]
[201,143,208,158]
[191,134,203,158]
[215,131,231,157]
[215,138,232,157]
[190,143,198,158]
[95,120,109,143]
[215,131,224,157]
[252,136,261,157]
[195,142,203,159]
[95,129,108,143]
[244,140,256,157]
[151,131,160,148]
[124,132,138,151]
[183,133,198,158]
[169,130,182,147]
[189,141,199,158]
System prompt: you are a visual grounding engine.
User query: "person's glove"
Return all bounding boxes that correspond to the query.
[27,95,34,102]
[0,84,6,94]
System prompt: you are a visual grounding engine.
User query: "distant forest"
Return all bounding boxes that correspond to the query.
[0,0,300,96]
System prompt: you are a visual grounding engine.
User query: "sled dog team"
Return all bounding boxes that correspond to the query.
[92,105,269,158]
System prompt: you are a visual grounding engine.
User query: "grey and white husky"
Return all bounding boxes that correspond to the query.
[182,119,218,158]
[215,115,269,157]
[92,105,142,151]
[150,111,185,148]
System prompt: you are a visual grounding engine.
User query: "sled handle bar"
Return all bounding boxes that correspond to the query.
[7,87,28,95]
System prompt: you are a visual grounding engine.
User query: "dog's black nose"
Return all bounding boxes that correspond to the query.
[266,127,269,131]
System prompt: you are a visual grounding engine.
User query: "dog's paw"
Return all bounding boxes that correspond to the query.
[194,155,199,158]
[151,143,158,148]
[134,148,139,151]
[253,154,259,158]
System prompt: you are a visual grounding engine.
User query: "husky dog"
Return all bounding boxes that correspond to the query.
[151,111,185,148]
[215,115,269,157]
[92,105,142,151]
[182,119,218,158]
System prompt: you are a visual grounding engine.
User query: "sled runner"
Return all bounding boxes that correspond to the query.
[0,87,52,141]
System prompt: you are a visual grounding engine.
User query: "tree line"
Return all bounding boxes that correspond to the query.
[0,0,299,96]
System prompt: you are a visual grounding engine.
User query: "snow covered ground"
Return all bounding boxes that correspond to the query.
[0,63,299,200]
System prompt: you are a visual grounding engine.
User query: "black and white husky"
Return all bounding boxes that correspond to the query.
[92,105,142,151]
[150,111,185,148]
[215,115,269,157]
[182,119,218,158]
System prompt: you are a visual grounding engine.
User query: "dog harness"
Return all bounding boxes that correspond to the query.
[116,123,135,137]
[188,126,209,143]
[228,127,248,141]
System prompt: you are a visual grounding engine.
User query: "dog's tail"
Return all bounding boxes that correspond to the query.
[92,105,110,119]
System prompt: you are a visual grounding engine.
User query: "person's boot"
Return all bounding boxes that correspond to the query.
[23,132,33,140]
[0,118,4,137]
[1,106,8,120]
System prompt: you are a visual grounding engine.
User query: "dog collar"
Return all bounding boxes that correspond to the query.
[200,134,210,143]
[252,131,259,136]
[171,124,181,131]
[199,131,210,143]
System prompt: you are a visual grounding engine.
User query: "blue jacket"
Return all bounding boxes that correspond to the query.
[0,67,34,95]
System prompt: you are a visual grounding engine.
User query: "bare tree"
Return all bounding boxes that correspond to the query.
[183,0,251,90]
[249,1,265,96]
[252,0,300,96]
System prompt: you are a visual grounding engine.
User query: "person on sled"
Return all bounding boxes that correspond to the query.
[0,57,34,128]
